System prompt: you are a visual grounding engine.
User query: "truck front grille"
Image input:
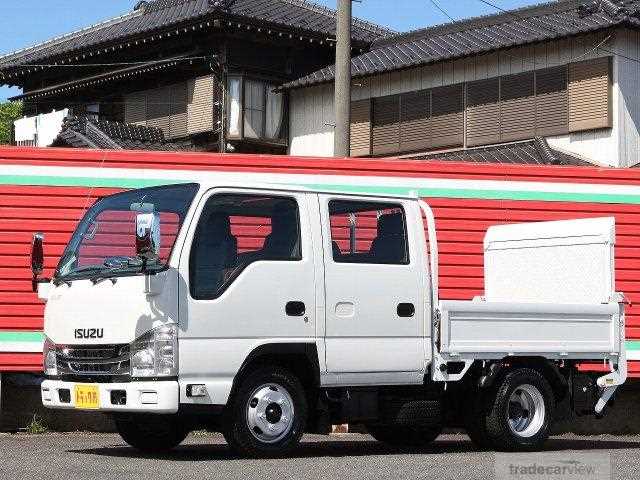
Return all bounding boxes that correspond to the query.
[56,344,130,379]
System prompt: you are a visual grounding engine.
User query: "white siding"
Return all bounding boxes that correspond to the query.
[289,84,334,157]
[615,28,640,167]
[289,31,628,167]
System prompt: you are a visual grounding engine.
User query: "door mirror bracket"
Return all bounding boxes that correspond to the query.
[31,233,50,292]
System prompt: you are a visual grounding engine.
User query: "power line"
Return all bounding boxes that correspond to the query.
[474,0,640,65]
[475,0,584,36]
[429,0,456,22]
[599,45,640,65]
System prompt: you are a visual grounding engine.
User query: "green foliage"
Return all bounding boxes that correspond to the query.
[0,101,23,145]
[24,414,48,435]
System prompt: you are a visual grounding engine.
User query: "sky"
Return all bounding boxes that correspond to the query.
[0,0,544,102]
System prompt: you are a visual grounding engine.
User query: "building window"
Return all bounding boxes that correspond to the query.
[354,57,611,156]
[124,77,215,139]
[244,79,265,138]
[228,77,242,137]
[226,76,286,143]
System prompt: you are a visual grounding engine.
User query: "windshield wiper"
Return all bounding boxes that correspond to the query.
[55,258,164,285]
[89,259,164,285]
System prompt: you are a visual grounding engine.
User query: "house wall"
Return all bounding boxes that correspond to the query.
[289,30,633,167]
[616,28,640,167]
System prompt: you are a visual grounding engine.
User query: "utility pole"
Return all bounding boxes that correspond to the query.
[334,0,352,158]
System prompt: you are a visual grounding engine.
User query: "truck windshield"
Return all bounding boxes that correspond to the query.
[55,183,199,282]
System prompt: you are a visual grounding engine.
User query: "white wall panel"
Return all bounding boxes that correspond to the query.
[615,28,640,167]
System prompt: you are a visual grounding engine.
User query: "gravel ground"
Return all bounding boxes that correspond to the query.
[0,432,638,480]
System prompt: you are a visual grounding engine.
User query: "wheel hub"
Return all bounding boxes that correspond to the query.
[265,403,283,424]
[507,384,546,438]
[246,383,294,444]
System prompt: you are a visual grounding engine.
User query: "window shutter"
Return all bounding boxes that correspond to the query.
[124,91,147,126]
[500,72,536,142]
[169,83,188,139]
[400,90,431,153]
[568,57,612,132]
[372,95,400,156]
[466,78,500,147]
[350,99,371,157]
[431,84,464,149]
[188,75,215,135]
[535,66,568,137]
[146,87,171,135]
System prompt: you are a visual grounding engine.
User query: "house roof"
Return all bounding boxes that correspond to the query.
[52,116,196,151]
[283,0,640,90]
[406,137,592,167]
[13,57,189,101]
[0,0,392,73]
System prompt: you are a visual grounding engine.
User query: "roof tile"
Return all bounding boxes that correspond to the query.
[407,137,591,167]
[283,0,640,90]
[0,0,392,70]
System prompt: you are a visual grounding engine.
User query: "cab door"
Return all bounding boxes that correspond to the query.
[177,189,317,404]
[319,195,426,380]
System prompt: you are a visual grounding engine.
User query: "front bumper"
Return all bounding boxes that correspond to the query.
[41,380,179,414]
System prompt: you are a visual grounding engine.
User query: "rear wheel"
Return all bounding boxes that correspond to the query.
[367,424,442,447]
[115,414,189,453]
[483,369,554,451]
[223,367,307,458]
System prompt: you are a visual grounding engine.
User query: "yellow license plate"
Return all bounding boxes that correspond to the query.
[74,385,100,410]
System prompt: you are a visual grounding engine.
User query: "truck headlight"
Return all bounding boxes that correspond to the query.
[43,337,57,376]
[130,324,178,378]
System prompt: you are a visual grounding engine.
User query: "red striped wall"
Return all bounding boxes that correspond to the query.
[2,147,640,374]
[0,185,121,333]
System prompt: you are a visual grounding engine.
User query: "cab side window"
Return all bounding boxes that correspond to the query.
[329,200,409,265]
[190,194,301,299]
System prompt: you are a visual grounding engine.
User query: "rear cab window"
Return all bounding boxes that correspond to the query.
[328,200,410,265]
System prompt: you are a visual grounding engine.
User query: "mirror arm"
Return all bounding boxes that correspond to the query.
[32,276,51,293]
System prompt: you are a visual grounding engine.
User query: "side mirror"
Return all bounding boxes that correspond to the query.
[31,233,45,293]
[135,208,161,261]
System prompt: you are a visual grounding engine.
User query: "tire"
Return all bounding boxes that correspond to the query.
[367,424,442,447]
[464,390,492,450]
[223,367,307,458]
[115,414,189,453]
[483,368,555,451]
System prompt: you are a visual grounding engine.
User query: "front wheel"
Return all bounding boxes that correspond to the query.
[223,367,308,458]
[115,414,189,453]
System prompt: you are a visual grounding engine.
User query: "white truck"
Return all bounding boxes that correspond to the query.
[32,181,626,457]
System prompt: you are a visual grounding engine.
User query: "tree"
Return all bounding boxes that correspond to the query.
[0,101,23,145]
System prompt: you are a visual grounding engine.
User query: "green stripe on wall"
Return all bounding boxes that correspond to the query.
[0,330,638,352]
[307,183,640,205]
[5,174,640,204]
[0,175,183,189]
[627,340,640,351]
[0,331,44,343]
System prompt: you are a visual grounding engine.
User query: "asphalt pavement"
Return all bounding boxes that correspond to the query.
[0,432,638,480]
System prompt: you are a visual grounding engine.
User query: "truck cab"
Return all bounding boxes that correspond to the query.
[35,182,626,457]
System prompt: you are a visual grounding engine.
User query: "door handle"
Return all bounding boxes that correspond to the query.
[286,301,306,317]
[397,303,415,317]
